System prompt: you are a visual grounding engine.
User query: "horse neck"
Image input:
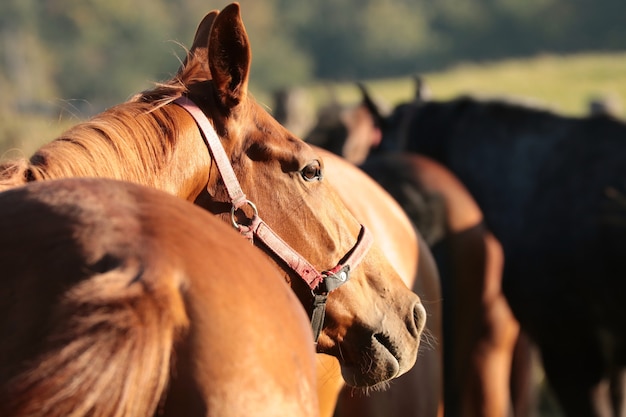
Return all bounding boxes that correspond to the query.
[25,102,210,199]
[412,99,571,249]
[401,102,452,163]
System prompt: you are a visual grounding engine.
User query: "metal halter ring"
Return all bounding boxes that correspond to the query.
[230,199,259,229]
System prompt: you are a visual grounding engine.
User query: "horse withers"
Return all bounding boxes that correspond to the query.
[0,3,425,392]
[0,178,318,417]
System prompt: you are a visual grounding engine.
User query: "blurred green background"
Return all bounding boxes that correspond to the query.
[1,0,625,157]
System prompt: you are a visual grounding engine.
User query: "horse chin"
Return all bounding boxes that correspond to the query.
[339,332,414,388]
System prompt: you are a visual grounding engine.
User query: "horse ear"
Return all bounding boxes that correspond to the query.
[208,3,251,108]
[413,74,430,103]
[357,83,385,129]
[189,11,219,64]
[177,11,218,80]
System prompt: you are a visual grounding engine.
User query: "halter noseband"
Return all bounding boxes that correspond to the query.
[174,96,373,343]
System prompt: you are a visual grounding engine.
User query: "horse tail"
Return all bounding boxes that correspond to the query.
[0,159,29,192]
[1,264,189,417]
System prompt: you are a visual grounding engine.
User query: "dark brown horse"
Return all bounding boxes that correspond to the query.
[0,178,318,417]
[305,86,523,417]
[356,83,626,416]
[0,2,426,401]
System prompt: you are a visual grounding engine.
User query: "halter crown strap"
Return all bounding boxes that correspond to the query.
[174,96,326,288]
[173,96,374,342]
[174,96,248,209]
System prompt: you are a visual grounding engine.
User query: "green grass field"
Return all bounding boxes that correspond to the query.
[301,51,626,118]
[2,51,626,161]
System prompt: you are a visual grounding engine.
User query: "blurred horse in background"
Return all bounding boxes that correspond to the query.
[0,178,318,417]
[355,80,626,417]
[0,2,427,408]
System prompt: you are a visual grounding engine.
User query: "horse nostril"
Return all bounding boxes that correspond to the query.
[412,302,427,338]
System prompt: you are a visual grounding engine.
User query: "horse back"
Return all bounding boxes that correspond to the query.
[0,178,317,417]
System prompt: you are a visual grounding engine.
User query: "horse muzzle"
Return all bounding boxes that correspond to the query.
[338,299,426,387]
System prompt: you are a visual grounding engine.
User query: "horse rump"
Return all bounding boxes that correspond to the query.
[0,180,188,417]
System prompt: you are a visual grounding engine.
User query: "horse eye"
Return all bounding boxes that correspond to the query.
[301,161,323,182]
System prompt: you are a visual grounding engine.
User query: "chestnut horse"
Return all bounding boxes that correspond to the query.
[314,147,444,417]
[305,88,521,417]
[352,83,626,416]
[0,178,318,417]
[0,2,425,396]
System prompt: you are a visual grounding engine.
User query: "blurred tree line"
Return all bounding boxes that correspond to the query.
[1,0,625,117]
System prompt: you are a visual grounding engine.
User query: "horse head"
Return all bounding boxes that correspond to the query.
[165,4,425,387]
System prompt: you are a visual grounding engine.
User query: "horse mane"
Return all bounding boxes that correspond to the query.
[0,159,29,192]
[441,95,563,123]
[399,94,574,158]
[0,60,207,192]
[1,263,189,417]
[423,94,626,145]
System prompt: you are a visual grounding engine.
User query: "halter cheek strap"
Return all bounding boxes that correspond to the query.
[174,96,373,342]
